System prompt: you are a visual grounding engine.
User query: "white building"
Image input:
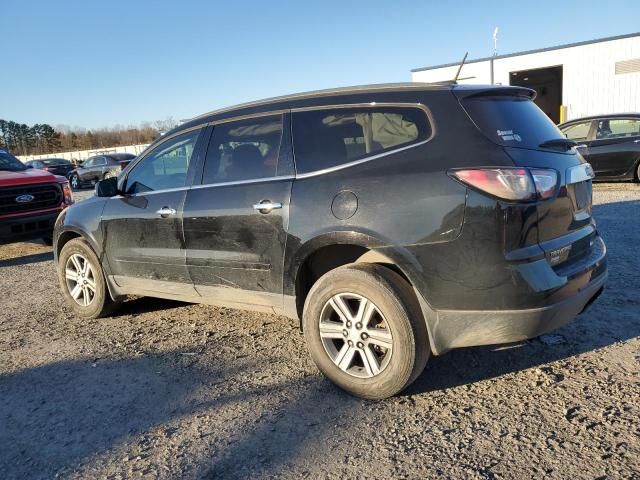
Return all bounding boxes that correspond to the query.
[411,32,640,124]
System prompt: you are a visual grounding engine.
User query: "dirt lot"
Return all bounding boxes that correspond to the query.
[1,184,639,479]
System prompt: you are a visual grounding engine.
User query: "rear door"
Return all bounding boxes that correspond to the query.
[587,118,640,178]
[183,113,293,310]
[102,127,205,296]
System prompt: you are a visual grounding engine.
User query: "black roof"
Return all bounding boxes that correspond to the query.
[173,82,528,137]
[412,32,640,73]
[559,113,640,127]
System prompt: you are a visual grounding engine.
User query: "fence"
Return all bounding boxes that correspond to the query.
[17,144,150,163]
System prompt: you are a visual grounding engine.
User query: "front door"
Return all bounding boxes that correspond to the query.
[587,118,640,178]
[102,128,204,297]
[183,113,293,310]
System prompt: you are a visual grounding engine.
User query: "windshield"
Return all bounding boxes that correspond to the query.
[462,96,565,150]
[0,150,27,171]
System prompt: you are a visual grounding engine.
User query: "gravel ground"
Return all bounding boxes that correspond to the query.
[0,184,639,479]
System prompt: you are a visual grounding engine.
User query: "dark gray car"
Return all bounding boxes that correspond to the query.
[68,153,136,189]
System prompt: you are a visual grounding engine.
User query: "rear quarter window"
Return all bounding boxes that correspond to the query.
[462,96,564,149]
[292,106,431,174]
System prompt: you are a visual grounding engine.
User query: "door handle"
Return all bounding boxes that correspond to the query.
[156,207,177,217]
[576,144,588,149]
[253,201,282,213]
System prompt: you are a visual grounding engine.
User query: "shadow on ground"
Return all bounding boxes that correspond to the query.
[0,250,53,267]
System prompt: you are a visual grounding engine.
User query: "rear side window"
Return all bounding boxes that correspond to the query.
[595,119,640,140]
[462,96,564,149]
[292,107,431,174]
[562,122,592,141]
[203,115,283,184]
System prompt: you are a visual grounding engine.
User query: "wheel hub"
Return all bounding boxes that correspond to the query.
[318,292,393,378]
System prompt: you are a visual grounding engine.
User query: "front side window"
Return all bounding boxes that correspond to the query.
[125,129,201,194]
[562,122,592,141]
[292,107,430,174]
[595,119,640,140]
[94,157,107,166]
[203,115,283,184]
[82,158,95,168]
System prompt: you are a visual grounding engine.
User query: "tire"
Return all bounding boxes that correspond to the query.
[57,238,117,318]
[636,162,640,182]
[69,174,80,190]
[302,263,429,400]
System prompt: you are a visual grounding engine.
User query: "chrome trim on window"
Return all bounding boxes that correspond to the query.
[121,175,296,198]
[566,163,595,184]
[206,110,288,126]
[295,139,431,179]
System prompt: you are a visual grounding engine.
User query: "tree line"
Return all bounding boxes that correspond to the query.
[0,118,177,156]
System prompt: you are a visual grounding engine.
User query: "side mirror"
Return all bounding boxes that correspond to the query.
[95,177,119,197]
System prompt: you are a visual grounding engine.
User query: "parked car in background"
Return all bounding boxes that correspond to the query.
[67,153,136,189]
[25,158,74,177]
[559,114,640,181]
[0,149,74,245]
[54,83,606,399]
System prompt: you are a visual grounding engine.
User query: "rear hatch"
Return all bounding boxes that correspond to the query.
[456,87,595,266]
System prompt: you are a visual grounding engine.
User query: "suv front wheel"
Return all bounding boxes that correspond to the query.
[303,263,429,399]
[57,238,116,318]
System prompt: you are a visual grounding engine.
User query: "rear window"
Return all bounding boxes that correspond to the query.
[462,96,564,149]
[292,107,431,174]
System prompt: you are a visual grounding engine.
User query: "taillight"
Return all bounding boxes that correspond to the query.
[449,168,558,202]
[62,182,74,206]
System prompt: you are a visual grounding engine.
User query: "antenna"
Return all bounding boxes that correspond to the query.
[453,52,468,83]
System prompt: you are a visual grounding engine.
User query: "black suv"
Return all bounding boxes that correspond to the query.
[53,84,607,399]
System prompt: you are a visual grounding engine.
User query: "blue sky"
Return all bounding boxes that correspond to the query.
[2,0,639,129]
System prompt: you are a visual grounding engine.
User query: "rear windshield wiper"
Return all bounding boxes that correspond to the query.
[539,138,577,151]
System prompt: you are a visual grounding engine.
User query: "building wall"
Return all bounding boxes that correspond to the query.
[17,143,150,163]
[411,35,640,122]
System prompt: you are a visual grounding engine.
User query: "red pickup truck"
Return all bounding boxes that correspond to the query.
[0,149,74,245]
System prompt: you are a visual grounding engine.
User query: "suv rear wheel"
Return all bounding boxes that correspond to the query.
[57,238,116,318]
[302,263,429,399]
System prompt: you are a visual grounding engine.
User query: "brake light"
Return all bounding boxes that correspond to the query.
[449,168,558,202]
[62,182,74,206]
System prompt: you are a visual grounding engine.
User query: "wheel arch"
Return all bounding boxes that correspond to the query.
[288,231,439,353]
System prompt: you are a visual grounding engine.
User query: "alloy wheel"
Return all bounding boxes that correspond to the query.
[65,253,97,306]
[319,293,393,378]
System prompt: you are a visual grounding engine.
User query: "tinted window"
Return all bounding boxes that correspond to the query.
[462,95,564,149]
[562,122,592,141]
[0,150,26,171]
[292,107,430,174]
[125,129,201,194]
[42,159,70,166]
[83,158,95,168]
[595,119,640,140]
[94,157,107,166]
[203,115,283,184]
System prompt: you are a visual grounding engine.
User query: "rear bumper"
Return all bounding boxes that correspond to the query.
[0,209,62,244]
[426,235,608,354]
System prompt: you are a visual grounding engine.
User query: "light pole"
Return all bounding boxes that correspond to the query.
[490,27,498,85]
